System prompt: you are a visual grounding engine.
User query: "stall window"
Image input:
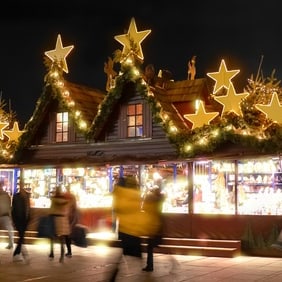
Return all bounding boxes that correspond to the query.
[193,160,236,214]
[127,104,143,137]
[56,112,69,142]
[236,158,282,215]
[144,163,189,214]
[0,169,15,196]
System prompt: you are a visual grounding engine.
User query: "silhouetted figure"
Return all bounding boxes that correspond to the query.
[141,185,165,272]
[144,64,156,85]
[187,55,196,80]
[11,185,31,263]
[64,185,78,258]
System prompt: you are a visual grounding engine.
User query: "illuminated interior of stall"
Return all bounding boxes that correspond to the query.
[0,169,15,196]
[192,157,282,215]
[21,163,190,212]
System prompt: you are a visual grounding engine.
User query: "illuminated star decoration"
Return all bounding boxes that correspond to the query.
[0,122,9,140]
[207,59,240,93]
[114,17,151,61]
[184,100,219,130]
[213,83,249,117]
[255,92,282,124]
[3,122,25,143]
[45,34,74,73]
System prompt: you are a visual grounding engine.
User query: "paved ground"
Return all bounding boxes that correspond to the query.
[1,242,282,281]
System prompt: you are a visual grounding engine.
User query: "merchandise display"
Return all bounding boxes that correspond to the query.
[1,158,281,215]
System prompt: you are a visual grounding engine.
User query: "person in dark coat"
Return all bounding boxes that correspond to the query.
[11,185,31,263]
[64,185,78,258]
[141,185,165,272]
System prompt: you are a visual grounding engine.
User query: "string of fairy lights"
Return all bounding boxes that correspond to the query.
[3,17,282,162]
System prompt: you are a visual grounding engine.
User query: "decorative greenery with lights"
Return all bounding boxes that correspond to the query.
[89,59,282,158]
[171,71,282,157]
[15,19,282,161]
[0,97,21,162]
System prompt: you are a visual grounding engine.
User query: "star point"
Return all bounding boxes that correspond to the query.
[207,59,240,94]
[184,101,219,130]
[0,122,9,140]
[45,34,74,73]
[114,17,151,61]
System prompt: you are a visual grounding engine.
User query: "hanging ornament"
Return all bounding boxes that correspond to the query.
[207,59,240,94]
[184,100,219,130]
[45,34,74,73]
[114,17,151,61]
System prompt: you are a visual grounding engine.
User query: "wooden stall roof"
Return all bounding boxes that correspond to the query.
[18,80,106,149]
[151,78,212,131]
[64,81,106,125]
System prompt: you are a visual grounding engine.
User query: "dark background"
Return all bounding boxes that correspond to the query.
[1,1,282,126]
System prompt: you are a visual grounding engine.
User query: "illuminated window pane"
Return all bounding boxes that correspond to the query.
[136,104,142,114]
[127,105,136,115]
[56,112,69,142]
[136,116,142,125]
[136,126,143,136]
[128,116,135,126]
[128,127,136,137]
[127,104,143,138]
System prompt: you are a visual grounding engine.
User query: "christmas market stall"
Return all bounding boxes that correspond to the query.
[2,18,282,256]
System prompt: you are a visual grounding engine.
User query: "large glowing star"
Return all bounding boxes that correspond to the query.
[3,122,25,143]
[213,83,249,117]
[114,17,151,61]
[184,101,219,130]
[0,122,9,140]
[255,92,282,124]
[207,59,240,94]
[45,34,74,73]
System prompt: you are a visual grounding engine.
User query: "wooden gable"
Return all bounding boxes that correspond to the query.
[151,78,212,131]
[15,63,228,165]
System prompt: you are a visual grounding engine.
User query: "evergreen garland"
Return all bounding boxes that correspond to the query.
[14,55,282,162]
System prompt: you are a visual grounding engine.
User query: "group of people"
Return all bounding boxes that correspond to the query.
[0,179,31,263]
[0,181,78,264]
[111,175,165,280]
[1,174,163,272]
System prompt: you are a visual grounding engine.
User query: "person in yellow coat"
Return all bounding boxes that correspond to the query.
[112,176,144,257]
[110,175,146,280]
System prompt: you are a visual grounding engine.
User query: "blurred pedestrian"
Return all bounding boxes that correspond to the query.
[11,182,31,263]
[141,185,165,272]
[110,175,144,280]
[64,185,78,258]
[49,185,71,263]
[0,182,14,250]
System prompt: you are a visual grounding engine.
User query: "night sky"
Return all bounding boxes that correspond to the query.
[1,1,282,127]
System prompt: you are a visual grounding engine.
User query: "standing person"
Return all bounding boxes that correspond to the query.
[141,185,165,272]
[64,185,78,258]
[11,183,31,263]
[49,185,71,263]
[0,182,14,249]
